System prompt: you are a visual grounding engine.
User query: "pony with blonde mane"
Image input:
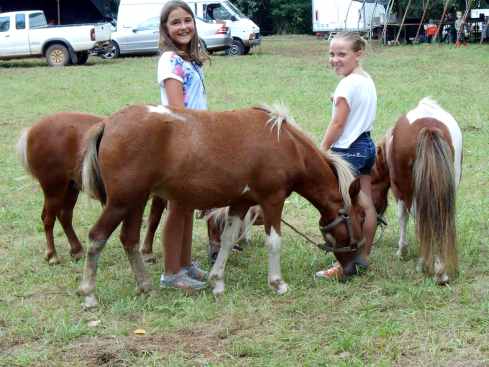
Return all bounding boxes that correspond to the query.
[372,98,462,284]
[80,103,367,308]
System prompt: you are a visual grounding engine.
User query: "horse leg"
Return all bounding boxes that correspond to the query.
[396,200,410,260]
[57,184,84,261]
[208,214,242,296]
[120,202,152,294]
[140,197,166,264]
[78,204,126,309]
[41,194,63,265]
[207,216,222,266]
[261,201,288,295]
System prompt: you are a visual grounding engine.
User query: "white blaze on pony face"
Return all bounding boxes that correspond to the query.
[147,105,186,122]
[241,185,251,194]
[406,97,463,186]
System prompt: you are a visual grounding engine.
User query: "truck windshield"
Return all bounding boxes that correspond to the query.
[223,1,246,18]
[205,1,246,21]
[29,12,47,28]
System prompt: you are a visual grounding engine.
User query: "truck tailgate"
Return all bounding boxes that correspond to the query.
[93,23,112,42]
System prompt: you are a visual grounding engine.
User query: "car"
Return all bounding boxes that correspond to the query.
[102,16,231,59]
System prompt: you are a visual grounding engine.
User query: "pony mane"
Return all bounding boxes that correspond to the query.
[323,150,355,208]
[260,102,299,140]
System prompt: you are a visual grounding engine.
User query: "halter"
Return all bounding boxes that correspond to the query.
[318,208,365,253]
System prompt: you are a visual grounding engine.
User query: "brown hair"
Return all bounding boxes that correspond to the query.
[159,0,209,65]
[333,32,367,52]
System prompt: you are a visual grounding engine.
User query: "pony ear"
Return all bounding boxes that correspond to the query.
[348,177,361,204]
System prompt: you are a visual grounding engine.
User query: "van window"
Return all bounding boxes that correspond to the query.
[205,4,234,21]
[0,16,10,32]
[29,12,47,28]
[16,14,26,29]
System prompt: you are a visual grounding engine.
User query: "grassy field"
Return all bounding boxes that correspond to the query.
[1,36,488,366]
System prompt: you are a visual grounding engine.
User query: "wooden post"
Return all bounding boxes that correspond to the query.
[434,0,451,41]
[414,0,430,43]
[382,0,395,44]
[395,0,412,44]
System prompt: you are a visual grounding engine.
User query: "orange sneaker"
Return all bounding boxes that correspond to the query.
[315,263,344,280]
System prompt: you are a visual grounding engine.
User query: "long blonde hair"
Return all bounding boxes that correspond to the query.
[158,0,209,65]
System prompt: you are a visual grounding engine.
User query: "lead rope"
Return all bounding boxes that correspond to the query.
[280,218,323,249]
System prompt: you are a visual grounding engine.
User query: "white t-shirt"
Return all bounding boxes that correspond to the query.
[331,72,377,149]
[157,51,207,110]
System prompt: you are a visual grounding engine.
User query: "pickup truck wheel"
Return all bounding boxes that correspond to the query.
[46,44,71,67]
[76,51,89,65]
[226,39,245,56]
[101,42,120,59]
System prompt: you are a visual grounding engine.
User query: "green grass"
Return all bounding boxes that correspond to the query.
[1,35,489,366]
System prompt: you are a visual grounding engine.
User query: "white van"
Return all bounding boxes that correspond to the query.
[117,0,261,55]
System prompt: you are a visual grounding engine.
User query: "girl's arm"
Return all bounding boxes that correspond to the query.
[320,97,350,151]
[164,79,185,108]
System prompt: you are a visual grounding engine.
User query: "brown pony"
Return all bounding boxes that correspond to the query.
[79,104,367,308]
[16,112,166,264]
[371,98,462,284]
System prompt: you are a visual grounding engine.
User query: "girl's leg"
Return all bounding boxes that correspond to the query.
[163,201,186,275]
[359,174,377,257]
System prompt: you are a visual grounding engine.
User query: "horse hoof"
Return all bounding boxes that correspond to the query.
[82,295,98,310]
[47,256,60,265]
[71,250,84,262]
[142,253,157,264]
[270,279,288,295]
[435,273,449,286]
[136,282,152,295]
[396,246,408,259]
[212,281,225,296]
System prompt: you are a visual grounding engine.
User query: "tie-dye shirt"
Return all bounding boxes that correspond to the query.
[157,51,207,110]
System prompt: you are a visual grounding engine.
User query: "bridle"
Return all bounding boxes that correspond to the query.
[318,208,365,253]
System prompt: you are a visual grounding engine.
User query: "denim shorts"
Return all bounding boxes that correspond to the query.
[331,132,376,176]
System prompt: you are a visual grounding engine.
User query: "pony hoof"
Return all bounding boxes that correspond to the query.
[142,253,157,264]
[396,247,408,259]
[270,279,288,295]
[136,282,152,295]
[212,281,225,296]
[435,274,449,286]
[71,250,84,262]
[82,295,98,310]
[46,255,60,265]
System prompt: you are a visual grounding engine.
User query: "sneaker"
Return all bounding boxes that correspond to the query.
[315,263,344,280]
[183,261,208,281]
[160,270,206,290]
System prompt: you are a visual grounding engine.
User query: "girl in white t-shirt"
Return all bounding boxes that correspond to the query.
[316,32,377,281]
[157,0,209,290]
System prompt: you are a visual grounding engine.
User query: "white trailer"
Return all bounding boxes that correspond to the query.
[312,0,386,34]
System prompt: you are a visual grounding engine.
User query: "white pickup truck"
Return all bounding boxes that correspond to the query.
[0,10,111,66]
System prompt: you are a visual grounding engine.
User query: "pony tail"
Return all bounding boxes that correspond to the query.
[16,128,32,176]
[82,123,107,204]
[413,128,457,277]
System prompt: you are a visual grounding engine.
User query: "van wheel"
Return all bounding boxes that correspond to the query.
[76,51,89,65]
[101,42,120,59]
[226,39,245,56]
[46,44,71,67]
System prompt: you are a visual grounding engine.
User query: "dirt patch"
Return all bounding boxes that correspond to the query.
[66,327,229,366]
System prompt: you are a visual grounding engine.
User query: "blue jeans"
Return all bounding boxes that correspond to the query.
[331,132,376,176]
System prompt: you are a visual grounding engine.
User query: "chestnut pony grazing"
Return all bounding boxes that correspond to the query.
[16,112,166,265]
[372,98,462,284]
[80,104,366,308]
